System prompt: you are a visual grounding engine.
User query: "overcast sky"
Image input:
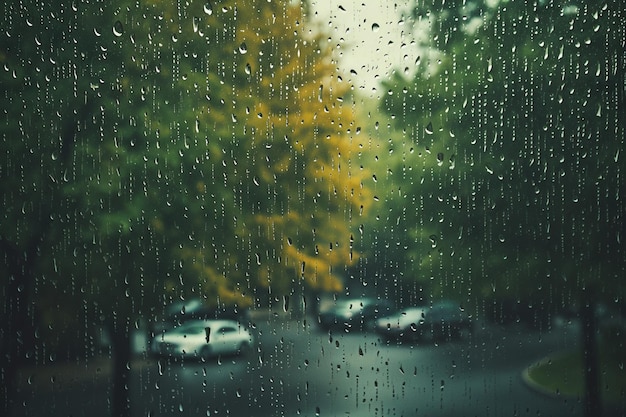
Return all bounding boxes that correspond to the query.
[308,1,420,94]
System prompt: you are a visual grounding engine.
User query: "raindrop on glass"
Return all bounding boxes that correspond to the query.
[203,1,213,15]
[112,20,123,37]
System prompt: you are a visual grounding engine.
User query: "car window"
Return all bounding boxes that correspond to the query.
[182,326,206,335]
[1,1,623,417]
[219,326,237,334]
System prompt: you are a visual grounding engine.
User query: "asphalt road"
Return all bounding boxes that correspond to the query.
[14,316,596,417]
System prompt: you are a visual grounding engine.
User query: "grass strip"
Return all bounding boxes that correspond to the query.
[527,344,625,404]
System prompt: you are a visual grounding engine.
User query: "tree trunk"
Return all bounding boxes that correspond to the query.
[0,239,36,417]
[0,273,26,416]
[110,320,132,417]
[581,294,602,417]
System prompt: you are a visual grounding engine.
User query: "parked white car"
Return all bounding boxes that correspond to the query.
[375,301,472,342]
[151,319,254,359]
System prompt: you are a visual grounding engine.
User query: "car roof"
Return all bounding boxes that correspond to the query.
[431,300,461,310]
[336,297,389,305]
[177,319,242,329]
[400,307,427,314]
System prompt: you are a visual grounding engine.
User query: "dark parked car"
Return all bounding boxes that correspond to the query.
[317,298,395,331]
[375,300,472,342]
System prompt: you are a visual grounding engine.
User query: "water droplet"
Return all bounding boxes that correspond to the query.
[425,122,434,134]
[371,23,380,32]
[238,42,248,54]
[112,20,123,37]
[203,1,213,15]
[193,16,200,33]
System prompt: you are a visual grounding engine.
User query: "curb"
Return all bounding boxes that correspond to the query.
[521,358,573,400]
[522,358,626,416]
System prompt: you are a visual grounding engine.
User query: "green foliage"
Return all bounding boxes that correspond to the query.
[380,0,625,305]
[528,343,626,404]
[1,0,371,333]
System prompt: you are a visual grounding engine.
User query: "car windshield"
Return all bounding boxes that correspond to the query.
[174,325,206,335]
[2,1,623,417]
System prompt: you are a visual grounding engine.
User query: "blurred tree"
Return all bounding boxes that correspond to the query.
[345,96,430,306]
[212,1,371,304]
[380,0,624,319]
[0,1,370,415]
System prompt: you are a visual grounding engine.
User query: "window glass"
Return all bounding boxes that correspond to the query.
[1,1,623,417]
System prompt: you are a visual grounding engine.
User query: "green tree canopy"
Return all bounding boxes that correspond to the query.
[1,0,371,414]
[380,0,624,309]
